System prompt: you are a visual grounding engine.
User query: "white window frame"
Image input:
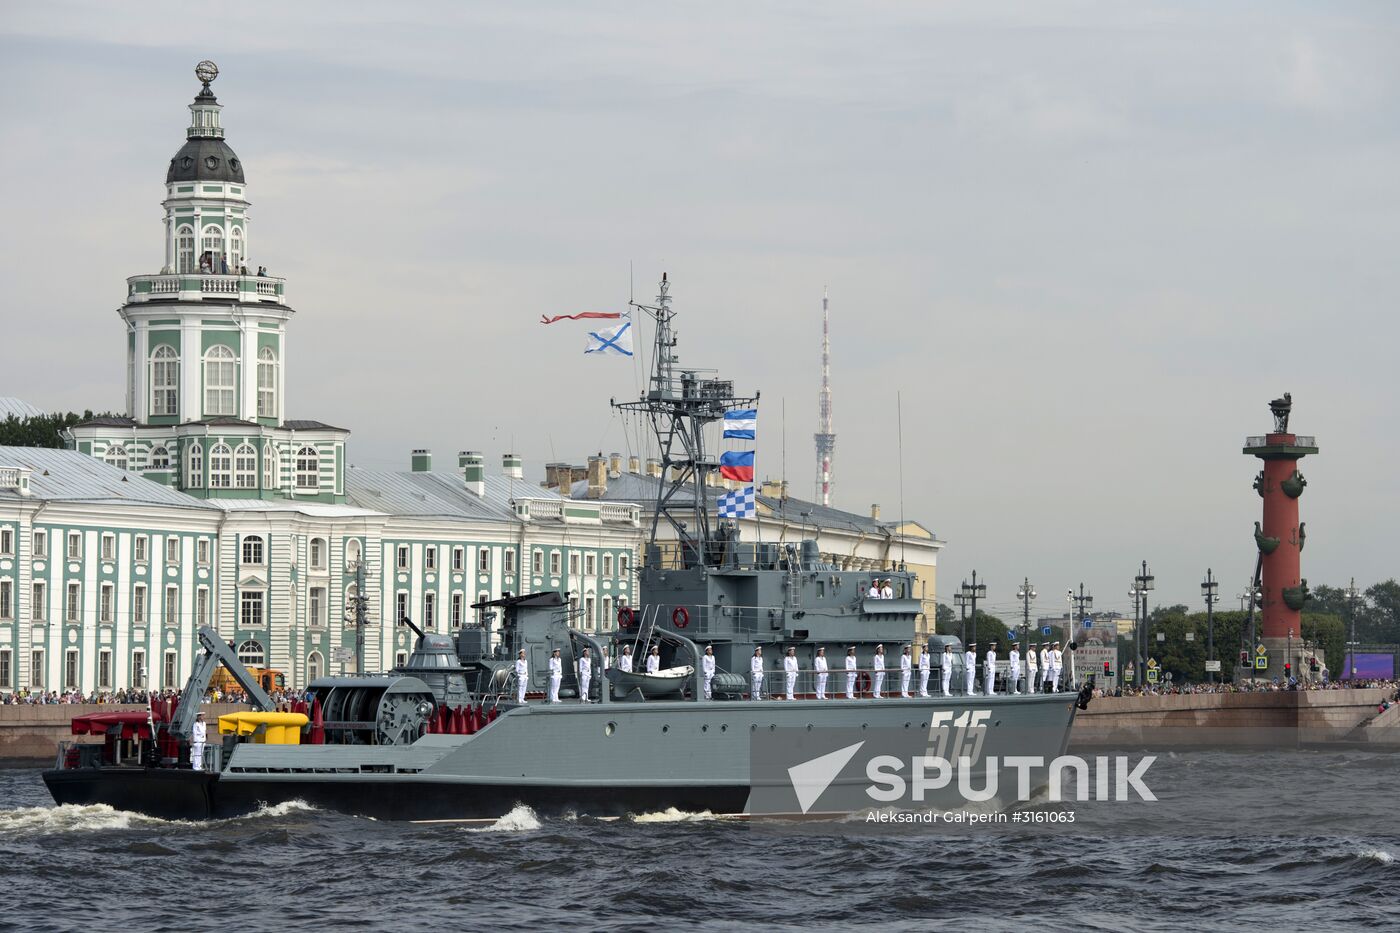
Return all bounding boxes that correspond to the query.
[30,649,44,689]
[196,587,209,628]
[149,445,171,470]
[131,649,145,689]
[307,650,323,684]
[32,530,46,559]
[263,443,276,490]
[424,592,436,629]
[67,532,81,559]
[234,443,257,488]
[176,224,195,273]
[396,591,408,626]
[425,546,437,571]
[550,552,561,576]
[197,539,210,565]
[0,528,12,556]
[104,445,129,471]
[164,586,178,627]
[504,550,515,574]
[0,649,10,690]
[203,345,237,416]
[100,583,113,623]
[396,546,409,571]
[150,346,179,416]
[0,580,11,620]
[209,443,233,488]
[256,346,278,418]
[101,533,115,561]
[310,586,326,627]
[603,554,613,576]
[310,538,325,570]
[451,592,463,629]
[532,550,543,574]
[478,548,491,572]
[166,537,180,564]
[163,651,178,689]
[98,649,112,689]
[187,443,203,488]
[31,582,45,622]
[452,547,464,572]
[585,554,596,576]
[240,591,265,629]
[134,535,148,562]
[569,553,579,576]
[296,446,319,490]
[241,535,264,566]
[65,649,79,690]
[133,584,146,625]
[202,224,224,270]
[66,582,80,622]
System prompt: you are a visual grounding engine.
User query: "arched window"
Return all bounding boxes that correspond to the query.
[310,538,326,570]
[241,535,264,565]
[237,640,265,666]
[233,443,257,488]
[230,227,244,273]
[203,345,236,416]
[149,446,170,470]
[150,345,179,416]
[296,446,319,490]
[202,224,224,270]
[263,443,276,489]
[209,443,233,488]
[176,225,195,273]
[345,539,362,569]
[186,443,203,488]
[256,347,277,418]
[307,651,322,684]
[104,445,128,471]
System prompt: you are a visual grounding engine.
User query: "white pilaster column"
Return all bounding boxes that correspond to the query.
[164,212,175,273]
[240,321,257,420]
[131,319,147,422]
[182,320,201,421]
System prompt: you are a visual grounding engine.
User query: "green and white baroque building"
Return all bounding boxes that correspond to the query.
[0,68,640,696]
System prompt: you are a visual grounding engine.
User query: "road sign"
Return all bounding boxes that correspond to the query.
[1156,632,1165,642]
[1007,630,1017,641]
[1146,669,1159,684]
[1256,644,1267,656]
[332,647,355,663]
[1083,619,1093,629]
[1204,660,1222,672]
[1041,625,1053,636]
[1254,655,1268,670]
[1185,631,1195,642]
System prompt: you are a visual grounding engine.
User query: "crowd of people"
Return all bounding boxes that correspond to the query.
[0,685,314,707]
[1093,677,1400,698]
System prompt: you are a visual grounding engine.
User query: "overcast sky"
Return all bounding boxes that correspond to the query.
[2,1,1397,616]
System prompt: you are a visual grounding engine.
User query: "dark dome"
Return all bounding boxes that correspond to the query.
[166,137,245,184]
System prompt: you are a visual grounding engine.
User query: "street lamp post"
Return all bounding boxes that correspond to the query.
[954,588,969,647]
[1069,583,1093,688]
[1344,577,1362,680]
[1201,568,1220,683]
[1018,578,1036,694]
[960,572,987,654]
[1130,561,1154,687]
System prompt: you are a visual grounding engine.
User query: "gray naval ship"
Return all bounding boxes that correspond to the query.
[45,275,1085,822]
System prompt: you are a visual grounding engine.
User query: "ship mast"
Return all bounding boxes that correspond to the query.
[615,274,758,568]
[814,287,835,506]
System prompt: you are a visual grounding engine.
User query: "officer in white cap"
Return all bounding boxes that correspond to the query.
[1027,642,1040,693]
[918,642,931,698]
[941,643,954,695]
[701,645,716,700]
[871,645,886,699]
[750,646,765,701]
[844,647,859,698]
[899,645,913,698]
[1008,640,1022,696]
[814,647,830,700]
[964,643,977,695]
[190,711,207,771]
[984,641,998,696]
[1051,641,1064,692]
[514,649,529,704]
[619,644,634,673]
[577,646,593,702]
[783,646,799,700]
[547,648,563,703]
[1039,642,1053,693]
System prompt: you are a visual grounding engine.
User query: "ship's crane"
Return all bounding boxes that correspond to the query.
[168,626,276,740]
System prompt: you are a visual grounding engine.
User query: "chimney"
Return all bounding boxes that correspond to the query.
[587,454,608,499]
[608,451,623,478]
[502,453,523,480]
[411,449,432,472]
[627,455,640,474]
[646,458,662,478]
[871,503,881,520]
[460,450,485,496]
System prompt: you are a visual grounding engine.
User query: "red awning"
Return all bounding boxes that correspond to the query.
[70,712,153,740]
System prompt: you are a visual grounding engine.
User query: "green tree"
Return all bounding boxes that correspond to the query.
[934,602,956,634]
[0,411,117,448]
[1299,612,1344,675]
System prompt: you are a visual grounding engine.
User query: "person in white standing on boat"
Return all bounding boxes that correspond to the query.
[701,645,716,700]
[577,647,592,703]
[814,647,829,699]
[984,641,998,696]
[871,645,886,699]
[190,711,206,771]
[1040,643,1052,693]
[867,580,881,599]
[619,645,633,673]
[1051,641,1063,692]
[1008,641,1022,696]
[964,643,977,695]
[646,645,661,675]
[1027,642,1040,693]
[899,645,912,698]
[918,642,931,698]
[845,647,858,698]
[515,649,529,704]
[547,649,563,703]
[783,647,799,700]
[941,644,954,696]
[750,647,765,701]
[880,578,894,600]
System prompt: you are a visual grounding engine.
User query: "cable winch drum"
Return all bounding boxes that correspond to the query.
[308,675,435,746]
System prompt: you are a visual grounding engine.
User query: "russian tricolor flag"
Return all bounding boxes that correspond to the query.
[722,409,757,440]
[719,450,755,482]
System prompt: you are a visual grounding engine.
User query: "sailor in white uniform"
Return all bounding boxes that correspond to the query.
[899,645,913,698]
[190,711,206,771]
[601,646,612,671]
[918,643,931,698]
[750,647,765,701]
[867,581,881,599]
[1008,641,1022,696]
[814,647,829,700]
[619,645,634,673]
[547,648,563,703]
[1027,642,1040,693]
[577,647,592,702]
[1050,641,1063,692]
[964,643,977,695]
[871,645,886,699]
[880,578,895,599]
[646,645,661,675]
[844,647,858,698]
[941,644,954,695]
[783,647,799,700]
[701,645,717,700]
[1039,643,1052,693]
[984,641,998,696]
[514,649,529,704]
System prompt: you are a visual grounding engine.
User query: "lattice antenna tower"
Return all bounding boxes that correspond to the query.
[814,287,836,506]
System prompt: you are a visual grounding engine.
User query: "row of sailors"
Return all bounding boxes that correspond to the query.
[865,580,899,599]
[512,640,1070,704]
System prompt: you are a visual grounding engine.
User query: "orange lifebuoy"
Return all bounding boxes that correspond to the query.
[617,606,636,628]
[672,606,690,629]
[856,671,872,696]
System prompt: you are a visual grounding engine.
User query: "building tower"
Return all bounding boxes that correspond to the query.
[813,288,836,506]
[67,62,349,502]
[1243,393,1318,677]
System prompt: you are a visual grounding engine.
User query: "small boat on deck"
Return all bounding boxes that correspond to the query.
[607,665,695,699]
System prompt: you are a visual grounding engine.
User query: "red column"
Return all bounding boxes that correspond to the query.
[1259,433,1302,639]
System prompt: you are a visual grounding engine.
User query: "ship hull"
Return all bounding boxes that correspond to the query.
[44,693,1079,821]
